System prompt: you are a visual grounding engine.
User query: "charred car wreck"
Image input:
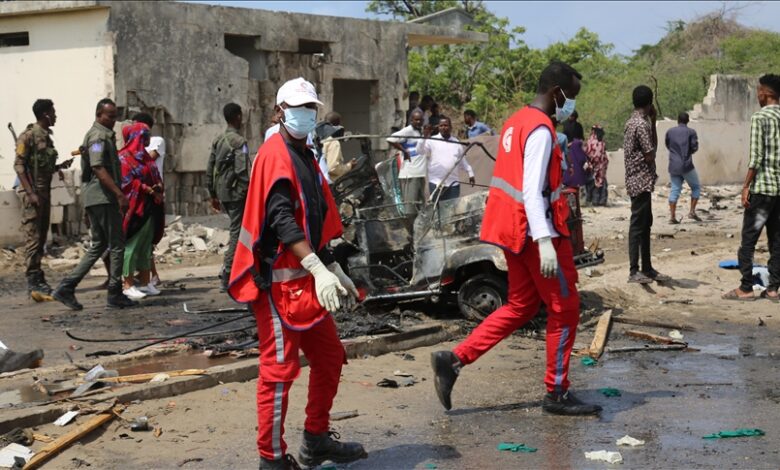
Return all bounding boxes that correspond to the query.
[330,138,604,322]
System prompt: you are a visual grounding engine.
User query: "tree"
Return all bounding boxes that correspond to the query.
[366,0,482,19]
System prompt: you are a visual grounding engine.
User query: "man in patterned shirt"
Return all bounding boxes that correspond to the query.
[623,85,671,284]
[724,74,780,301]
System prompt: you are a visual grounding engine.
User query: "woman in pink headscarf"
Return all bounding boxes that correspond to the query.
[584,125,609,206]
[118,122,164,299]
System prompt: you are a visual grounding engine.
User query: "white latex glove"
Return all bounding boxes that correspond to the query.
[537,236,558,279]
[328,262,359,310]
[300,253,347,313]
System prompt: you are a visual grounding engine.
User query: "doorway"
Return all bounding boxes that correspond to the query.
[332,79,374,160]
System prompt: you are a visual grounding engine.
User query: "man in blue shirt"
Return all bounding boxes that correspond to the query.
[665,112,700,223]
[464,109,493,138]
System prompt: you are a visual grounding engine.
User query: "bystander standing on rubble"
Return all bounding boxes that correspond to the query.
[118,121,164,299]
[315,114,356,182]
[228,77,366,469]
[388,109,426,226]
[463,109,493,138]
[417,116,475,201]
[206,103,251,292]
[665,112,701,223]
[52,98,137,310]
[723,74,780,301]
[14,99,71,298]
[584,124,609,206]
[624,86,671,284]
[431,61,602,416]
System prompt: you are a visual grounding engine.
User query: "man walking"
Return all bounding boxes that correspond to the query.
[417,116,475,201]
[206,103,251,291]
[665,112,701,223]
[387,109,426,222]
[14,99,65,297]
[228,77,366,469]
[624,85,671,284]
[723,74,780,302]
[52,99,136,310]
[430,61,601,416]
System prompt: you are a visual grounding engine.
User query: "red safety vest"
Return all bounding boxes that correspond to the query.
[480,106,570,254]
[228,133,343,330]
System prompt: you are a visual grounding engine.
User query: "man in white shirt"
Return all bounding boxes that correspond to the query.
[387,110,426,219]
[416,116,475,201]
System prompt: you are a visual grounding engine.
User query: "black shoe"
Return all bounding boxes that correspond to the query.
[107,293,139,309]
[297,430,367,467]
[542,390,602,416]
[52,287,83,311]
[643,269,671,282]
[36,272,53,295]
[0,348,44,373]
[431,350,461,410]
[627,272,653,284]
[259,454,301,470]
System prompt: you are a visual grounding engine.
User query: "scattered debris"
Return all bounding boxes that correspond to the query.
[177,457,204,467]
[98,369,207,384]
[330,410,359,421]
[376,378,398,388]
[758,317,766,327]
[154,427,163,438]
[616,435,645,447]
[659,299,693,305]
[0,443,34,468]
[24,406,123,470]
[54,411,79,427]
[70,457,92,468]
[497,442,537,453]
[393,370,413,377]
[581,357,598,367]
[702,428,765,439]
[588,310,612,359]
[607,344,688,354]
[395,353,415,361]
[584,450,623,464]
[598,388,622,397]
[130,417,149,432]
[150,373,170,383]
[625,329,686,346]
[668,330,684,341]
[612,317,695,332]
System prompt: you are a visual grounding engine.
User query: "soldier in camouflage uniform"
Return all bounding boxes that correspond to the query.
[206,103,251,291]
[14,99,64,296]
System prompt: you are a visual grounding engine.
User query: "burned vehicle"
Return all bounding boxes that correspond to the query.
[329,139,604,322]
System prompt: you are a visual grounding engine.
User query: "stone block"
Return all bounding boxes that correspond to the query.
[190,236,207,251]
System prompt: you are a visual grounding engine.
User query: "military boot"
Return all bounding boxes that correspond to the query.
[36,272,53,295]
[297,431,367,467]
[258,455,301,470]
[52,285,83,311]
[107,288,139,309]
[0,348,44,373]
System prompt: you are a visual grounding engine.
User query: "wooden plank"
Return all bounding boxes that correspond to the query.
[625,329,687,346]
[613,316,695,332]
[588,310,612,359]
[24,407,121,470]
[96,369,207,384]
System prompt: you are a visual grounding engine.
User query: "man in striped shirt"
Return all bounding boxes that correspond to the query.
[724,74,780,301]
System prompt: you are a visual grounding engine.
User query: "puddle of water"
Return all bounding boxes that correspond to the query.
[115,351,240,376]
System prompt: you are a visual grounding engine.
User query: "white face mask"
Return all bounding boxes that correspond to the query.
[282,107,317,139]
[554,89,576,122]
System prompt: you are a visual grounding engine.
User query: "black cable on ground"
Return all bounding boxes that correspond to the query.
[66,324,255,343]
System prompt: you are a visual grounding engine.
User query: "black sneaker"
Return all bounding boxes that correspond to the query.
[628,272,653,284]
[107,293,139,309]
[297,430,367,467]
[542,390,602,416]
[52,287,83,311]
[431,350,461,410]
[259,454,301,470]
[644,269,672,282]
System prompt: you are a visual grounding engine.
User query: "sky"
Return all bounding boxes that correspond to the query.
[187,1,780,55]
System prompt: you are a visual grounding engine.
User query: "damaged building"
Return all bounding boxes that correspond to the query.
[0,1,484,244]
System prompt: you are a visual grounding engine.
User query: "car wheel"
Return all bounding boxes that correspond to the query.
[457,273,507,322]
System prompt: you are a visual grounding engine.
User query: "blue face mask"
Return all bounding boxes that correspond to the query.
[554,89,576,121]
[282,106,317,139]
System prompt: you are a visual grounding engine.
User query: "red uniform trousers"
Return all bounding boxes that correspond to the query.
[252,293,346,460]
[453,237,580,394]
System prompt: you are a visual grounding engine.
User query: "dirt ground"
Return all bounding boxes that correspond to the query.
[3,185,780,469]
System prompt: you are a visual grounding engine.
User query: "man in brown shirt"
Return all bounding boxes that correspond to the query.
[623,85,671,284]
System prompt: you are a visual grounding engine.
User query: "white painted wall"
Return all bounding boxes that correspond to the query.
[0,7,115,190]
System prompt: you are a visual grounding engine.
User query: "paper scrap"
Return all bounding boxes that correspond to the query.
[0,443,34,467]
[668,330,684,340]
[616,435,645,447]
[150,373,170,383]
[54,410,79,426]
[585,450,623,464]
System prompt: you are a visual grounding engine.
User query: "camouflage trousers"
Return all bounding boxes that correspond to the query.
[17,189,51,277]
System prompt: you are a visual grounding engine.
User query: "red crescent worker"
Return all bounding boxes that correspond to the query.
[430,61,603,416]
[229,77,367,469]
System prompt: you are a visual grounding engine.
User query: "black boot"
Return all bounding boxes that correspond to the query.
[258,455,301,470]
[297,430,367,467]
[542,390,602,416]
[107,289,139,309]
[431,350,461,410]
[36,272,53,295]
[52,285,83,311]
[0,348,44,373]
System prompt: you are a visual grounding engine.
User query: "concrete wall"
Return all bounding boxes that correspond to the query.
[0,6,114,190]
